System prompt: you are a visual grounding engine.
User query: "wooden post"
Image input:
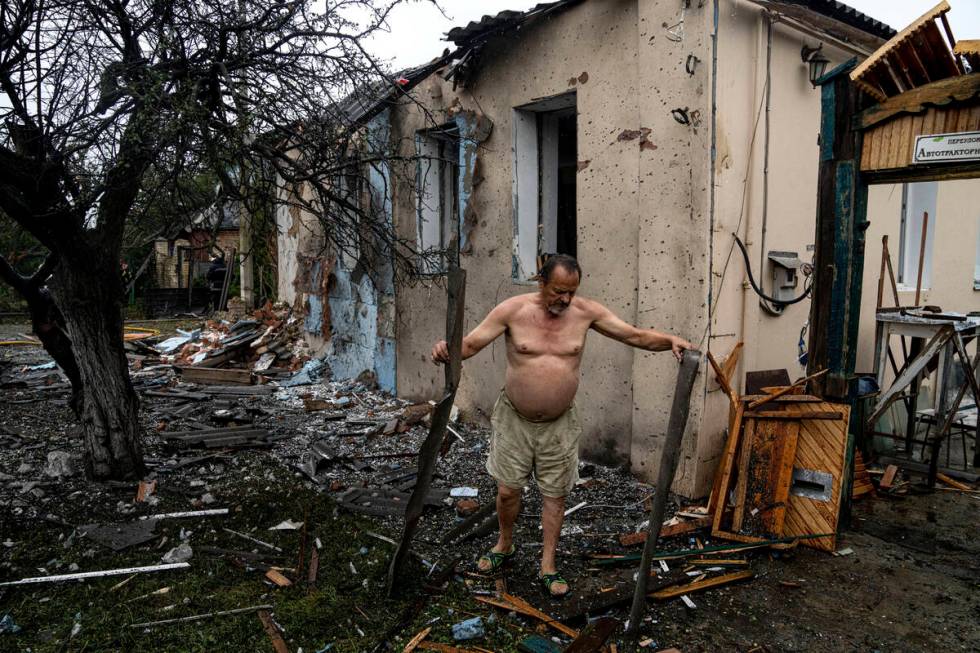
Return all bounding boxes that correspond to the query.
[218,247,236,312]
[914,211,929,307]
[807,59,870,400]
[876,237,887,309]
[386,268,466,595]
[626,350,701,637]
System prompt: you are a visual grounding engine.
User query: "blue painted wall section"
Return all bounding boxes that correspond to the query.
[298,110,398,394]
[452,109,493,254]
[304,259,325,334]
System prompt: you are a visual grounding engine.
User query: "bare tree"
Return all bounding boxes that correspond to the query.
[0,0,445,479]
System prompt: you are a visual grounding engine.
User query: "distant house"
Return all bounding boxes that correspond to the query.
[153,202,241,289]
[276,0,979,497]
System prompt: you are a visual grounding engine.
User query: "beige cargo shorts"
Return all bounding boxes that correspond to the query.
[486,391,581,498]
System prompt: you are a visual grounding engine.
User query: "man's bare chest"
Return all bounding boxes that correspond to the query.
[506,316,589,358]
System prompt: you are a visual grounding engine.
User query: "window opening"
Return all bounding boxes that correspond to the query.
[416,125,460,274]
[897,181,937,290]
[513,93,577,281]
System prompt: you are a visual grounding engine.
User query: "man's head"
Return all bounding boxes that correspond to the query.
[537,254,581,316]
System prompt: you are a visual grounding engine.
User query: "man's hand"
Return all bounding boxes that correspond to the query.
[670,335,695,362]
[431,339,449,364]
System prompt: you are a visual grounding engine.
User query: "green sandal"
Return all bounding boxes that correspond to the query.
[539,572,570,598]
[477,545,515,573]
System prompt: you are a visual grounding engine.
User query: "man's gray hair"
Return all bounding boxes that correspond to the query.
[537,254,581,282]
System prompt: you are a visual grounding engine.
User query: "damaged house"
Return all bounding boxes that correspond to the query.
[275,0,980,498]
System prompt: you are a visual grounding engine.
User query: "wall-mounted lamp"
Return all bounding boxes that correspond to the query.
[801,44,830,87]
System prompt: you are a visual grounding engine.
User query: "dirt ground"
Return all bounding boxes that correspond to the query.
[1,328,978,652]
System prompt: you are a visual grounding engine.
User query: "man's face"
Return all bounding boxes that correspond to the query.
[539,266,580,316]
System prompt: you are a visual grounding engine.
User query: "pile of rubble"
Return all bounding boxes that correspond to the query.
[144,302,310,376]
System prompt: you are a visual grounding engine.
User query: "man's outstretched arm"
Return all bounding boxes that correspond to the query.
[588,301,693,361]
[431,300,512,364]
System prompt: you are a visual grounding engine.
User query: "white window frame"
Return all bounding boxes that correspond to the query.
[415,126,460,275]
[897,181,938,291]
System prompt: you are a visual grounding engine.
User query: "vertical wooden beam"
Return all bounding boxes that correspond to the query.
[626,350,701,638]
[386,268,466,595]
[807,59,869,400]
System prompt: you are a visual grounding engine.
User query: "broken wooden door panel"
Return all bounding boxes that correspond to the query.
[783,401,851,552]
[720,414,799,540]
[730,417,758,532]
[710,402,744,536]
[741,418,800,537]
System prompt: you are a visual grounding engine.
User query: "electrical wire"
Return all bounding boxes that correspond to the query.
[732,233,812,307]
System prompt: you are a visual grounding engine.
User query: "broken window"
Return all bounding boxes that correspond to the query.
[897,181,937,290]
[415,125,460,274]
[512,93,578,281]
[333,156,364,270]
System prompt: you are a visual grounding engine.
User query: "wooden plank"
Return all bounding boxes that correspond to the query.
[887,51,916,90]
[257,610,289,653]
[923,21,961,78]
[954,39,980,55]
[880,464,899,489]
[731,417,756,532]
[741,418,800,537]
[387,269,465,594]
[265,569,292,587]
[743,410,843,420]
[741,394,822,403]
[936,473,973,491]
[563,616,617,653]
[402,627,432,653]
[501,593,578,638]
[417,643,484,653]
[711,402,744,535]
[178,366,252,386]
[939,12,964,74]
[721,342,743,380]
[619,516,713,546]
[707,351,737,406]
[782,403,849,552]
[650,570,754,599]
[884,115,904,169]
[747,369,828,409]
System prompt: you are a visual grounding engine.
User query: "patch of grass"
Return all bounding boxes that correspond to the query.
[0,461,534,652]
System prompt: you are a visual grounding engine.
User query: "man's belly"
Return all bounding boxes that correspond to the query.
[504,356,580,421]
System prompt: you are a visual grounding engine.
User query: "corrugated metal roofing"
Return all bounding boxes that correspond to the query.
[444,0,894,46]
[788,0,895,40]
[445,1,582,45]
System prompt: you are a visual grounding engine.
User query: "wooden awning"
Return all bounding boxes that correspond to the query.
[849,1,963,102]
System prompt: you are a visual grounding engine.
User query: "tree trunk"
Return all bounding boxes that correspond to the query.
[52,256,145,480]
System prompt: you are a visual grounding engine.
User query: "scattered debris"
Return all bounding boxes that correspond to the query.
[135,479,157,502]
[128,604,274,629]
[257,609,289,653]
[44,450,75,478]
[0,563,190,587]
[0,613,22,635]
[880,464,899,490]
[161,542,193,564]
[223,527,282,552]
[139,509,229,520]
[451,616,485,641]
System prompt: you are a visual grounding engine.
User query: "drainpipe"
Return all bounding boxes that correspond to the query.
[707,0,719,345]
[758,12,781,316]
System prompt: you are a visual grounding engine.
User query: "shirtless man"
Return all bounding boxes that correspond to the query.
[431,254,693,596]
